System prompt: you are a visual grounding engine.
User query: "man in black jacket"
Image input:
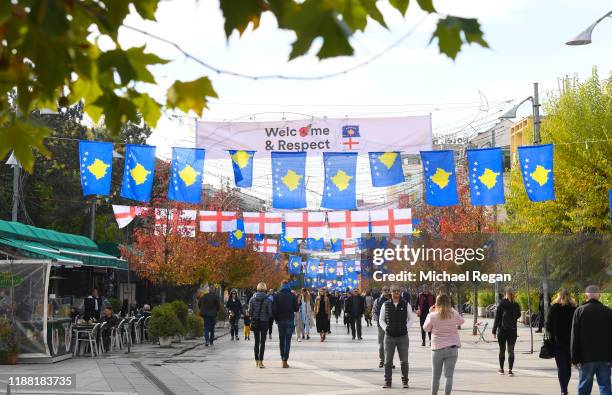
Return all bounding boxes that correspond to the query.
[198,286,221,347]
[373,286,391,368]
[272,281,299,368]
[84,287,103,321]
[570,285,612,395]
[346,288,365,340]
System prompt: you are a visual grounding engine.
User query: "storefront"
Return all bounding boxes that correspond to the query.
[0,220,126,363]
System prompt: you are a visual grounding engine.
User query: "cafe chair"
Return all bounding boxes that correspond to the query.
[127,317,137,344]
[74,322,101,358]
[143,316,151,342]
[135,316,145,344]
[98,322,108,353]
[110,319,125,351]
[119,319,131,348]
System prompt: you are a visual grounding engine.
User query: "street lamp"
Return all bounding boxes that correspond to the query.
[5,152,21,222]
[566,11,612,45]
[500,83,542,144]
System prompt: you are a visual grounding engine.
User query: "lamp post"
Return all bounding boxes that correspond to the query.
[566,11,612,45]
[6,152,21,222]
[500,83,542,144]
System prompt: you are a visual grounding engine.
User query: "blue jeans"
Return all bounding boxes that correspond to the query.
[203,316,216,345]
[578,362,611,395]
[277,320,295,361]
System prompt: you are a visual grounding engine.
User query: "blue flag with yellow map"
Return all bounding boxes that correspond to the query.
[229,150,255,188]
[306,238,325,251]
[288,255,302,275]
[466,147,505,206]
[421,150,458,206]
[168,147,205,204]
[79,140,113,196]
[345,272,359,289]
[317,275,327,288]
[344,260,358,275]
[330,238,342,252]
[280,223,299,252]
[121,144,156,202]
[228,219,246,249]
[518,144,555,202]
[306,257,319,278]
[324,259,338,280]
[272,152,306,209]
[304,276,314,288]
[321,152,357,209]
[369,151,405,187]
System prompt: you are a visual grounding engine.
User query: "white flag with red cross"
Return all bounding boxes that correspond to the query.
[284,212,327,239]
[155,209,197,237]
[341,239,360,255]
[198,211,237,233]
[112,205,148,228]
[369,208,412,235]
[243,212,283,234]
[254,238,278,253]
[327,210,370,239]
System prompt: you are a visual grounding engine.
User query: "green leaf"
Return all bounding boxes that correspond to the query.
[430,16,488,60]
[389,0,410,16]
[166,77,218,117]
[0,119,51,173]
[133,0,160,20]
[133,92,162,127]
[98,50,136,84]
[93,92,139,134]
[125,46,168,84]
[358,0,387,28]
[219,0,262,37]
[339,0,369,32]
[416,0,435,13]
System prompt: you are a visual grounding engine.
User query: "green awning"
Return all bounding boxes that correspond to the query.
[0,237,82,266]
[0,220,125,269]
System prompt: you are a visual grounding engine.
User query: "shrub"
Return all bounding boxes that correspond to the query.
[516,291,539,311]
[107,298,121,313]
[187,314,204,338]
[216,303,227,322]
[148,305,184,340]
[600,293,612,308]
[478,291,495,307]
[169,300,189,330]
[0,318,19,363]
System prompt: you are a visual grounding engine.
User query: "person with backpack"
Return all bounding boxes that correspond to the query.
[546,288,576,395]
[492,287,521,376]
[248,282,273,368]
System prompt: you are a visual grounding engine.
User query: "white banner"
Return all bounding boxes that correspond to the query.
[195,116,432,158]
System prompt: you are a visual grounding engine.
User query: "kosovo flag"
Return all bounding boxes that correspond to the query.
[369,152,405,187]
[306,257,319,278]
[344,260,357,275]
[306,238,325,251]
[121,144,156,202]
[518,144,555,202]
[466,147,505,206]
[304,276,314,288]
[272,152,306,209]
[421,150,458,206]
[342,125,360,138]
[288,255,302,275]
[228,219,246,249]
[321,152,357,209]
[317,275,327,288]
[361,257,373,279]
[79,141,113,196]
[168,147,205,204]
[280,223,299,253]
[331,238,342,252]
[359,235,377,250]
[324,259,338,280]
[346,272,359,289]
[229,150,255,188]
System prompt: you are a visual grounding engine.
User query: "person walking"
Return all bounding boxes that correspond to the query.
[314,287,331,342]
[333,291,343,324]
[248,282,273,368]
[492,287,521,376]
[423,294,464,395]
[346,288,365,340]
[300,288,314,340]
[243,310,251,340]
[272,280,299,368]
[546,288,576,395]
[379,284,413,389]
[417,284,435,346]
[226,289,242,341]
[364,290,374,327]
[373,286,392,368]
[295,293,305,342]
[570,285,612,395]
[198,286,221,347]
[267,289,275,340]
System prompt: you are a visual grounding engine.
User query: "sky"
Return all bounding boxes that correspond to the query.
[114,0,612,207]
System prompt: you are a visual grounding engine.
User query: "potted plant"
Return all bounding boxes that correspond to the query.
[0,318,19,364]
[186,314,204,339]
[147,305,183,347]
[168,301,189,341]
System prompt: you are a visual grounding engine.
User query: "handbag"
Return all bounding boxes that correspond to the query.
[539,332,555,359]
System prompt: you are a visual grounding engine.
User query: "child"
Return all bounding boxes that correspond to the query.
[243,311,251,340]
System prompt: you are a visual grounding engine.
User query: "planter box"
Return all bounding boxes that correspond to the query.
[159,337,172,347]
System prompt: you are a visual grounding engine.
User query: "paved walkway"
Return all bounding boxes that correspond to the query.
[2,317,576,394]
